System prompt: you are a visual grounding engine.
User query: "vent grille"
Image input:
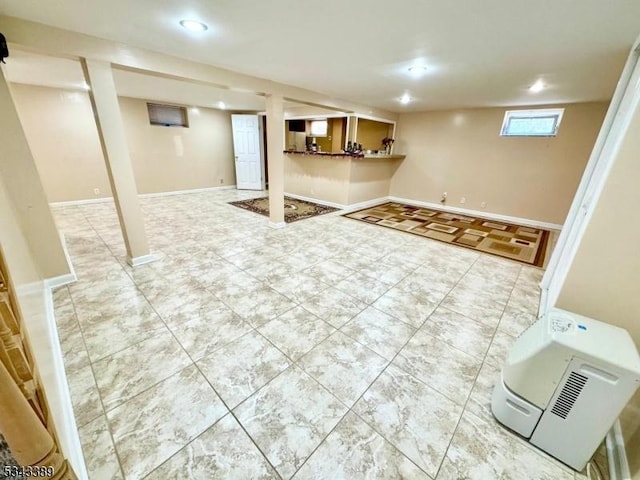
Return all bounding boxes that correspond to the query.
[551,371,588,419]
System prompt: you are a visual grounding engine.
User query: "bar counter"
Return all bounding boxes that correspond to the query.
[283,150,405,207]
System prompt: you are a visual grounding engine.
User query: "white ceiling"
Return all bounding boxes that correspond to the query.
[1,0,640,112]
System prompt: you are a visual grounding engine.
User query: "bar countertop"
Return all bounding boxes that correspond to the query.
[283,150,405,160]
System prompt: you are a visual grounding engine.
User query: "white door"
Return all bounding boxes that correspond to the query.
[232,114,263,190]
[539,37,640,316]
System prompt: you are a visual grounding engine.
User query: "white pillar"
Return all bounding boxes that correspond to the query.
[265,94,285,227]
[0,67,71,280]
[80,59,153,266]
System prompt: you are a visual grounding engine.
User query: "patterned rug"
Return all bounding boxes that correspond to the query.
[344,202,550,267]
[229,196,339,223]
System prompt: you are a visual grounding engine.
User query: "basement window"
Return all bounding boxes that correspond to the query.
[147,103,189,127]
[500,108,564,137]
[310,119,328,137]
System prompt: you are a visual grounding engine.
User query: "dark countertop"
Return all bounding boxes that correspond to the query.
[283,150,405,160]
[283,150,364,157]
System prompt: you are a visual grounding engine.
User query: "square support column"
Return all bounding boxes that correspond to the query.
[80,59,153,266]
[0,66,70,280]
[265,94,285,227]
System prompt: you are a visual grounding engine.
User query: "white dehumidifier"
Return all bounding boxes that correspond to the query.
[491,307,640,471]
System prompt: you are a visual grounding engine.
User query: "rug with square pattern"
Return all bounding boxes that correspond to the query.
[344,202,550,267]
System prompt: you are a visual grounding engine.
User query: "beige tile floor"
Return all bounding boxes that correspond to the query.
[51,190,592,480]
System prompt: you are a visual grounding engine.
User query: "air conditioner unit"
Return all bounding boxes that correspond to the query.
[491,308,640,471]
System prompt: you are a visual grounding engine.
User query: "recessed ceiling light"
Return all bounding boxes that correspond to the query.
[180,20,208,32]
[408,65,428,74]
[400,93,411,105]
[529,80,545,93]
[217,101,226,110]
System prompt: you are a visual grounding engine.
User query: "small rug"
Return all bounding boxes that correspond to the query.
[229,196,339,223]
[344,202,550,267]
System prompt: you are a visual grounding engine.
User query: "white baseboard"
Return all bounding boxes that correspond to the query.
[41,288,89,480]
[44,273,77,290]
[606,419,631,480]
[283,192,390,212]
[284,192,345,210]
[50,185,238,207]
[342,197,391,212]
[49,197,113,207]
[387,196,564,231]
[127,253,158,267]
[269,221,286,229]
[283,193,560,230]
[138,185,236,198]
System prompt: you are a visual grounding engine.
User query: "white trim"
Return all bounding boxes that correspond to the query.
[49,185,237,207]
[42,288,89,480]
[284,192,345,210]
[283,192,391,213]
[539,36,640,317]
[283,192,560,229]
[342,197,392,213]
[49,197,113,207]
[286,113,350,120]
[388,196,563,230]
[127,253,158,267]
[138,185,236,198]
[606,419,631,480]
[44,273,77,289]
[268,221,286,229]
[344,116,351,150]
[354,112,397,125]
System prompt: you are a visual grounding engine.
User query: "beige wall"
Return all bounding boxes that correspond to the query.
[284,154,351,205]
[11,84,112,202]
[391,102,608,225]
[284,154,400,206]
[348,158,402,205]
[357,118,394,151]
[11,84,237,201]
[557,102,640,477]
[118,97,236,194]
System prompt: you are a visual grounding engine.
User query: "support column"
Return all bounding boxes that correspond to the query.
[265,94,285,227]
[0,67,70,280]
[80,59,153,266]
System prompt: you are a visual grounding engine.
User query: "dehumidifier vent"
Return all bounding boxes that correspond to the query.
[550,371,588,419]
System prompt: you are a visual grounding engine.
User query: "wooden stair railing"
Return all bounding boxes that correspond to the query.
[0,249,76,480]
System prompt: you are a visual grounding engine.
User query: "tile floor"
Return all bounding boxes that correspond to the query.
[51,190,591,479]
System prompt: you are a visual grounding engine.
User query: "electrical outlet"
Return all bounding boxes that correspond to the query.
[93,188,100,195]
[481,201,487,209]
[441,192,447,203]
[460,197,466,204]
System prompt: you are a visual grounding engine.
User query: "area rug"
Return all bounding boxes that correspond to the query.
[344,202,550,267]
[229,196,339,223]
